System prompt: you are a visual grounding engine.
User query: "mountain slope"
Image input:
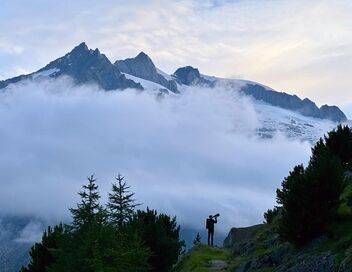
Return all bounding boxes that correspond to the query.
[174,218,352,271]
[241,83,346,122]
[115,51,178,93]
[0,42,347,124]
[171,66,347,123]
[0,42,142,91]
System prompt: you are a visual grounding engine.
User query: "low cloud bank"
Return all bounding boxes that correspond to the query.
[0,78,312,235]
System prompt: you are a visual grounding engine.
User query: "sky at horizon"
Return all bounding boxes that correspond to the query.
[1,0,352,116]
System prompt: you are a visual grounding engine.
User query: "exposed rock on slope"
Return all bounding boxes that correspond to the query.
[0,42,142,91]
[172,65,346,123]
[223,221,352,272]
[115,52,178,93]
[0,42,347,123]
[173,66,213,86]
[241,83,347,122]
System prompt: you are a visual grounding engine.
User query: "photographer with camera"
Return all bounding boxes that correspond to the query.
[206,213,219,246]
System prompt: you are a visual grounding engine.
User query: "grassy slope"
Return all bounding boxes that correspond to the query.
[174,184,352,271]
[174,218,352,271]
[173,245,233,272]
[173,244,276,272]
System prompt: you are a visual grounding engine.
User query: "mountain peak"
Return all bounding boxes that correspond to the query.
[320,104,347,122]
[27,42,143,91]
[173,66,199,84]
[114,52,179,93]
[71,42,89,54]
[173,66,210,86]
[136,51,149,59]
[133,51,154,67]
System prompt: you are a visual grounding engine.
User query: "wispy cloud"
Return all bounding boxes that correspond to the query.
[14,221,44,243]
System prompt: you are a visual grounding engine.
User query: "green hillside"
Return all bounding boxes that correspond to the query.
[173,216,352,271]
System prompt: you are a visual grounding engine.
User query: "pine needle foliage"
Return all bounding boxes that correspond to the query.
[107,174,140,228]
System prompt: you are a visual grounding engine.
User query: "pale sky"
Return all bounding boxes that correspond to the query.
[1,0,352,115]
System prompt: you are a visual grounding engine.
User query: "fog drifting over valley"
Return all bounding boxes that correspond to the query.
[0,78,313,238]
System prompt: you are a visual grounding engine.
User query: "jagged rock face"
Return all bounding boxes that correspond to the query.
[115,52,178,93]
[38,42,143,90]
[172,66,346,122]
[0,43,143,91]
[173,66,200,85]
[173,66,212,86]
[240,83,347,122]
[0,42,347,123]
[320,105,347,123]
[223,225,262,254]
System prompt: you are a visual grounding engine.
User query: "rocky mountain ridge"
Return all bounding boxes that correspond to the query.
[0,42,347,123]
[115,51,178,93]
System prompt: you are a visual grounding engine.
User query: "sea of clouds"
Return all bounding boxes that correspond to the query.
[0,77,313,242]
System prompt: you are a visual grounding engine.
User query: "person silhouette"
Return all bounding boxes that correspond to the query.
[206,214,218,246]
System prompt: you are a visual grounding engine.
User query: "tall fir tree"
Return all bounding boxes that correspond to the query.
[107,174,139,227]
[22,174,185,272]
[69,175,104,230]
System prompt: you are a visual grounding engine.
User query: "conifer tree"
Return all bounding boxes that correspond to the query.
[130,208,184,272]
[107,174,139,227]
[277,133,345,245]
[324,125,352,168]
[69,175,103,230]
[193,233,202,246]
[20,224,64,272]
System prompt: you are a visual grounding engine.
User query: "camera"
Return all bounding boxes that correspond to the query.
[212,213,220,218]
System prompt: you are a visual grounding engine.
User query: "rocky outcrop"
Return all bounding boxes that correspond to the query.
[171,66,347,123]
[0,42,143,91]
[240,83,347,122]
[223,223,352,272]
[320,105,347,122]
[115,52,178,93]
[39,42,142,90]
[223,224,263,254]
[173,66,213,86]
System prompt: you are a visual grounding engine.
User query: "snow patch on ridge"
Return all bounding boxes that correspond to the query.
[156,68,173,81]
[32,68,60,79]
[123,72,175,95]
